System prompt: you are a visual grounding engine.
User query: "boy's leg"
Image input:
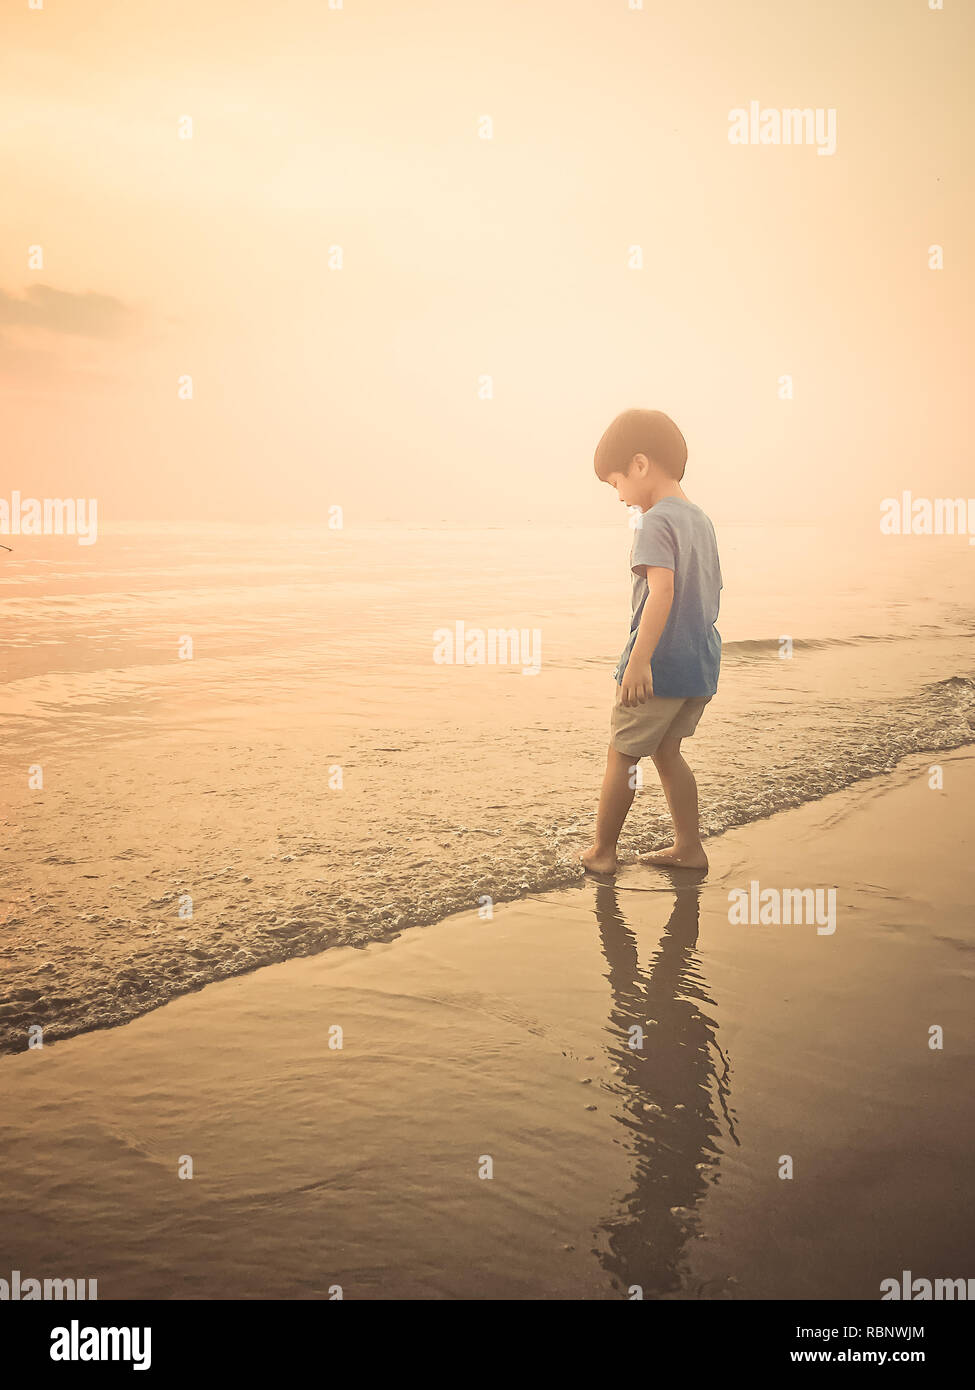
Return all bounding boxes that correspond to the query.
[642,733,708,869]
[581,743,640,874]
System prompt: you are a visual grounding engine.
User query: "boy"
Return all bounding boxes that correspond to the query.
[581,408,721,874]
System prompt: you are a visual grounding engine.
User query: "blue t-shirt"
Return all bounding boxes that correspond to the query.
[614,497,722,697]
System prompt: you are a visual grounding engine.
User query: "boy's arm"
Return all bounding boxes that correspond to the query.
[620,566,674,707]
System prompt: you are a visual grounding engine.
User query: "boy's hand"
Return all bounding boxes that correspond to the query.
[620,664,653,707]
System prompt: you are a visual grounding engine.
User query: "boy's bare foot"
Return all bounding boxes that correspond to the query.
[641,843,709,870]
[581,845,618,875]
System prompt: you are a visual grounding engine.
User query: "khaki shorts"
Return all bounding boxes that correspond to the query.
[610,686,712,758]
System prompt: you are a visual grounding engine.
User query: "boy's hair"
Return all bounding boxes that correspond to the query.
[593,408,688,482]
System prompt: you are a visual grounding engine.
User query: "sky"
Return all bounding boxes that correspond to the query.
[2,0,972,526]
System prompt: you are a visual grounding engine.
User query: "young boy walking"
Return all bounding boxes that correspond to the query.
[581,409,721,874]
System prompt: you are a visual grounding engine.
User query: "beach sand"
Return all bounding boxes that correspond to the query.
[1,751,973,1300]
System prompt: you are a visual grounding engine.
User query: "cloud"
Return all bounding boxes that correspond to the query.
[0,284,133,338]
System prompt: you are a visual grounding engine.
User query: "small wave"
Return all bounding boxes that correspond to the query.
[724,634,901,657]
[2,667,974,1059]
[927,674,975,693]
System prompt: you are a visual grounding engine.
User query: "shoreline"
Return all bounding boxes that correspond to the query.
[3,714,974,1060]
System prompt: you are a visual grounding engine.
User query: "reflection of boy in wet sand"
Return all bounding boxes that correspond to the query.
[590,876,736,1296]
[582,410,722,874]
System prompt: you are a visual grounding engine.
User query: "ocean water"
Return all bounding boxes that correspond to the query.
[1,520,974,1054]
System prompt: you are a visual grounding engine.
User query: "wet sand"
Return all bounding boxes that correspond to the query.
[1,751,973,1300]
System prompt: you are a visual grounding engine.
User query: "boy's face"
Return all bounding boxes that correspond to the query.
[606,455,652,509]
